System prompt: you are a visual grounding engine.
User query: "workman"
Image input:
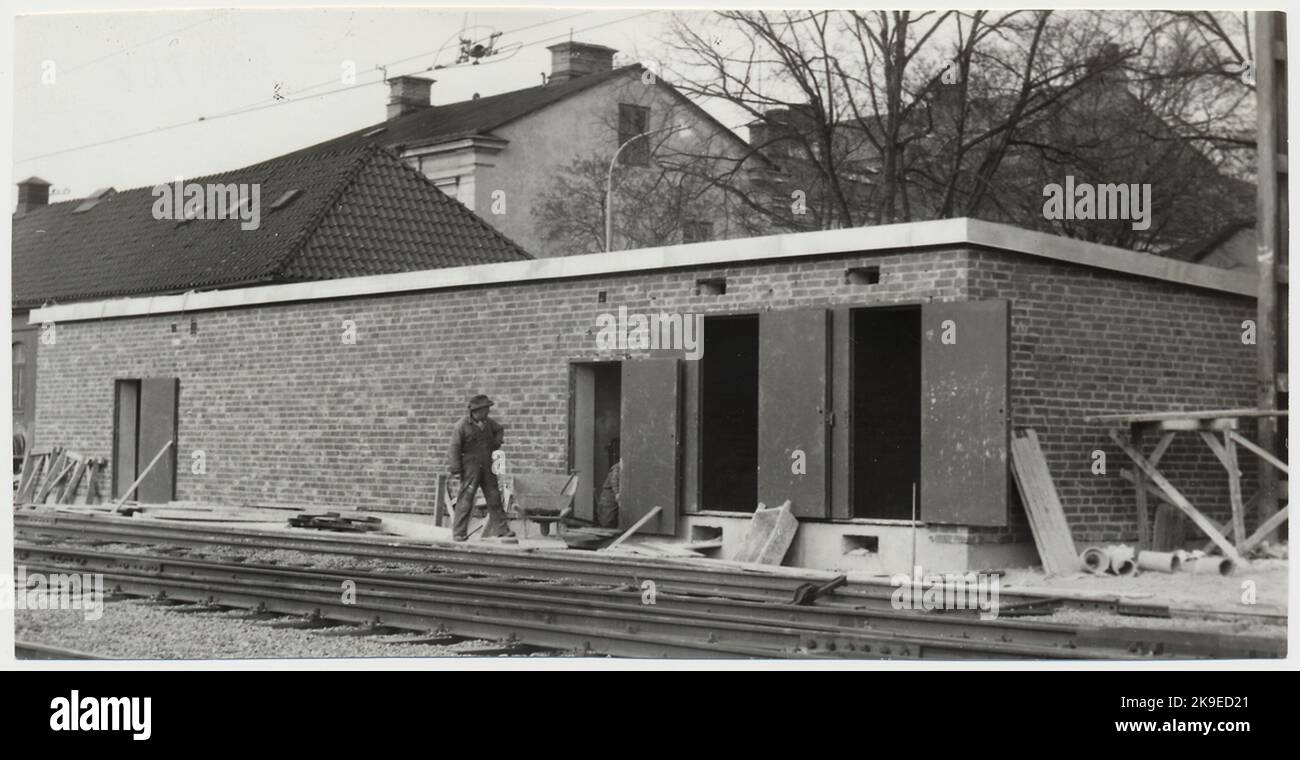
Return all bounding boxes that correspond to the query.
[446,394,513,541]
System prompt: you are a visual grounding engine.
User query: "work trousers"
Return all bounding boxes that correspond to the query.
[452,467,510,539]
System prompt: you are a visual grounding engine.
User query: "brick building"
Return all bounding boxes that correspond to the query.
[27,218,1258,572]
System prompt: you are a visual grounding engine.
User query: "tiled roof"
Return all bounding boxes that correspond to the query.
[11,144,530,308]
[284,66,639,159]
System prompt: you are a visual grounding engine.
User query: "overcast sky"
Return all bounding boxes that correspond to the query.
[12,6,708,200]
[8,1,1245,204]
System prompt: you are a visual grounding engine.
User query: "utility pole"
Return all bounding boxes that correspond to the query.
[1254,11,1287,539]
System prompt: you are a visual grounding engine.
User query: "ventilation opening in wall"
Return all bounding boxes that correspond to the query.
[690,525,723,542]
[695,277,726,296]
[845,266,881,285]
[597,290,607,303]
[842,535,879,557]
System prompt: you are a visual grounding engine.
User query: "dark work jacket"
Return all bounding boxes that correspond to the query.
[447,415,505,475]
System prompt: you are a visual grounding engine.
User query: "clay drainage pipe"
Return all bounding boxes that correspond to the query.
[1136,551,1181,573]
[1080,547,1109,574]
[1189,556,1236,576]
[1107,546,1137,576]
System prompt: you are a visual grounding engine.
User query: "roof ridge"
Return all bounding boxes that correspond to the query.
[32,143,379,203]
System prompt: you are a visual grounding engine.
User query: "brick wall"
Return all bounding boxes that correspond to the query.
[33,244,1255,546]
[35,248,968,514]
[968,249,1258,544]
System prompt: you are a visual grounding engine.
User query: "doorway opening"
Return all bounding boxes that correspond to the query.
[851,307,921,519]
[700,315,758,511]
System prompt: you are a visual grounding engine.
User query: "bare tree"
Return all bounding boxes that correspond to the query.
[658,9,1256,251]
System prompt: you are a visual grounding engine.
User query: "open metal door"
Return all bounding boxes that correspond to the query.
[112,380,140,499]
[758,309,830,518]
[620,358,680,535]
[572,364,597,522]
[920,301,1009,525]
[137,377,179,504]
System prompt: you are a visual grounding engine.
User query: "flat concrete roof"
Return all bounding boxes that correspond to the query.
[28,217,1256,325]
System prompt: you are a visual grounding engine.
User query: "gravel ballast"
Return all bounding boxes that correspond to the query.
[14,599,540,660]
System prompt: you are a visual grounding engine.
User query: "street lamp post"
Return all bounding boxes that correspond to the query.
[604,123,691,252]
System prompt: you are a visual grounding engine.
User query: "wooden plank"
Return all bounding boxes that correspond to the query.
[1241,505,1290,554]
[1129,431,1173,549]
[1224,433,1247,550]
[1228,431,1290,475]
[75,460,100,506]
[16,452,46,503]
[1087,409,1288,423]
[433,473,449,528]
[1109,430,1242,563]
[1149,432,1176,466]
[59,457,88,504]
[1131,428,1150,549]
[15,446,32,495]
[1009,429,1079,574]
[1155,418,1237,432]
[112,440,174,512]
[602,505,662,551]
[114,381,140,499]
[34,452,69,504]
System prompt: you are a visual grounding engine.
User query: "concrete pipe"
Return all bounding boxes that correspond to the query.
[1080,547,1110,574]
[1189,556,1235,576]
[1137,550,1181,573]
[1107,545,1137,576]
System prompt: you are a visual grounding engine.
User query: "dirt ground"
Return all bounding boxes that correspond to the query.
[998,558,1288,613]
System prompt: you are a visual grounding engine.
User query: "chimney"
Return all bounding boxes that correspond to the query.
[387,75,434,120]
[546,41,617,83]
[1084,43,1127,82]
[15,176,51,216]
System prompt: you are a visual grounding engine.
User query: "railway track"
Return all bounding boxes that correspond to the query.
[14,640,105,660]
[15,537,1286,660]
[15,510,1278,624]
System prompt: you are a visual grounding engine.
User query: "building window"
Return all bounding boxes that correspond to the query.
[618,104,651,166]
[683,221,713,244]
[12,342,24,411]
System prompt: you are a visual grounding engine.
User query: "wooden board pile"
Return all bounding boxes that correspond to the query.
[14,447,106,506]
[287,512,383,532]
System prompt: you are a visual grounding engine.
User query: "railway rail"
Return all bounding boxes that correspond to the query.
[14,533,1286,660]
[14,641,105,660]
[14,511,1281,625]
